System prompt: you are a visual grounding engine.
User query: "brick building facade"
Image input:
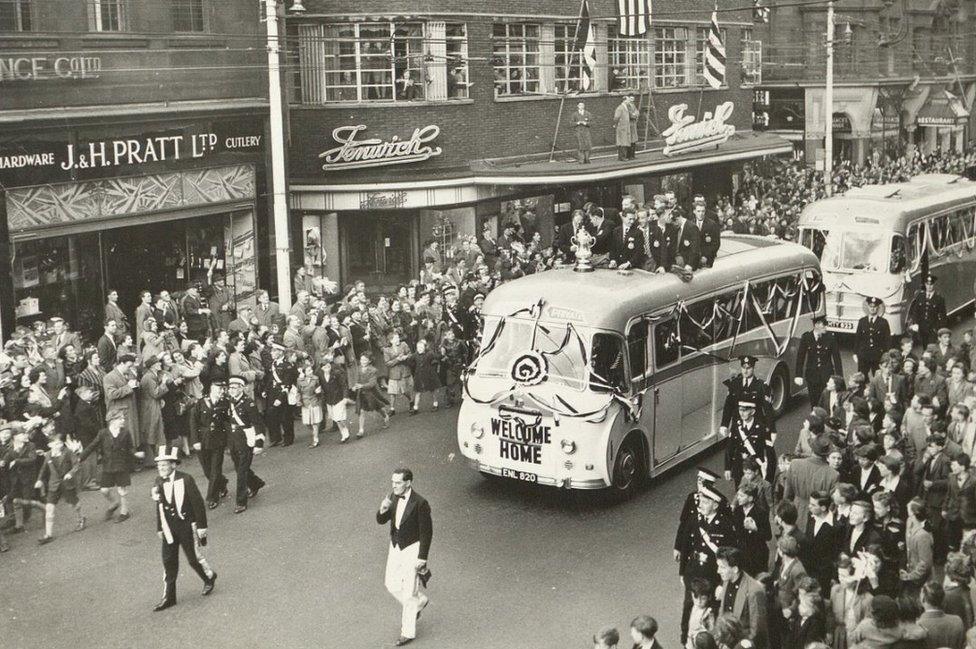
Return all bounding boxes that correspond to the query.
[758,0,976,167]
[284,0,789,290]
[0,0,272,339]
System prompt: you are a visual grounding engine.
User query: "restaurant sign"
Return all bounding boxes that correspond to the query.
[319,124,443,171]
[662,102,736,157]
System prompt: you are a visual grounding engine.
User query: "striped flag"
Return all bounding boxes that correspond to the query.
[617,0,652,36]
[573,0,597,91]
[703,6,726,89]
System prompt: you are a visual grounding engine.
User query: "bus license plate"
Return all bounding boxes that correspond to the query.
[501,468,537,483]
[827,319,855,331]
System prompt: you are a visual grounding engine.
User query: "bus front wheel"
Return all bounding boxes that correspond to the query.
[610,438,644,498]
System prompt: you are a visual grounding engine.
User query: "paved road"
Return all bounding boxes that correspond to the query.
[4,315,973,649]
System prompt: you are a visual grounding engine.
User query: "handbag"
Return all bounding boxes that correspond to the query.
[176,389,197,416]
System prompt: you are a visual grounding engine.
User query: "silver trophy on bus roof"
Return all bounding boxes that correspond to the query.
[571,227,596,272]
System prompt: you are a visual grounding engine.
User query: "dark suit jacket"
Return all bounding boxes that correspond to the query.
[784,611,826,649]
[609,225,646,269]
[695,217,721,266]
[96,334,117,372]
[648,224,674,270]
[806,516,839,586]
[670,219,701,269]
[840,524,881,557]
[915,451,951,509]
[795,331,844,384]
[377,490,433,560]
[735,504,772,577]
[850,464,882,501]
[590,224,613,255]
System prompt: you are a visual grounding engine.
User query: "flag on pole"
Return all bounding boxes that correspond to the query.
[617,0,652,36]
[573,0,597,91]
[703,5,726,90]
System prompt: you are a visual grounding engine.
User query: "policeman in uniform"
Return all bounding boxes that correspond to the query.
[691,195,721,268]
[907,273,947,347]
[674,467,730,574]
[677,482,736,645]
[795,315,844,407]
[720,355,776,440]
[724,398,775,485]
[151,445,216,612]
[226,375,266,514]
[853,296,891,377]
[193,380,229,509]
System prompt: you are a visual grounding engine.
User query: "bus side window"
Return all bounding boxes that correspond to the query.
[681,300,714,352]
[906,224,919,269]
[627,320,649,392]
[591,333,626,393]
[890,235,906,273]
[653,318,681,369]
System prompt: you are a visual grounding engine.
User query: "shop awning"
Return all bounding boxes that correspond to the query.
[917,92,970,127]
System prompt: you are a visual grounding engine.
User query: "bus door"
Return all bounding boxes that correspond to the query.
[679,303,720,449]
[648,316,683,463]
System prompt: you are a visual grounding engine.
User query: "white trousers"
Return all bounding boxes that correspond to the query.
[384,541,427,639]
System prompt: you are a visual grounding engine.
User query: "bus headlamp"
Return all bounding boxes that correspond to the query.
[470,422,485,439]
[560,439,577,455]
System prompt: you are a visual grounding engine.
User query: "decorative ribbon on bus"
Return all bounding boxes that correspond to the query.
[464,275,821,421]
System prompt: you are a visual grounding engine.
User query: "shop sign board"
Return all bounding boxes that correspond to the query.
[359,190,409,210]
[0,121,263,186]
[662,102,736,157]
[319,124,443,171]
[917,115,959,127]
[0,55,102,82]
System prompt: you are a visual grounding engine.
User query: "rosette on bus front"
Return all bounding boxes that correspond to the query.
[509,350,548,387]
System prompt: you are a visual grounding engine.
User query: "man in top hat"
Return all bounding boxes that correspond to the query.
[720,355,776,440]
[151,444,217,612]
[691,195,721,268]
[854,296,892,377]
[724,397,776,486]
[226,375,266,514]
[677,481,736,645]
[908,273,948,347]
[795,315,844,408]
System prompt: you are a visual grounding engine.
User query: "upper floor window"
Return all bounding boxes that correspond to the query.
[741,29,763,85]
[654,27,689,88]
[0,0,31,31]
[607,26,649,92]
[89,0,125,32]
[445,23,470,100]
[295,21,468,104]
[492,23,541,96]
[173,0,205,32]
[695,26,727,86]
[554,23,584,93]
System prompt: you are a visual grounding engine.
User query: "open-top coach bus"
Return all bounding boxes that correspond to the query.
[798,173,976,335]
[456,235,824,496]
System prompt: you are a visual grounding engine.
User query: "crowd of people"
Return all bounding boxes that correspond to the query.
[1,145,975,642]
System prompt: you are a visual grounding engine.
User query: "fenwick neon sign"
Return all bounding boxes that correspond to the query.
[661,102,736,157]
[319,124,443,170]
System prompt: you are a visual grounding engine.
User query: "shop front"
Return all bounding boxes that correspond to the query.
[292,105,793,289]
[915,89,970,154]
[0,116,267,340]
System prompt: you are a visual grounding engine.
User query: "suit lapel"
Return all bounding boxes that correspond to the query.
[399,492,417,526]
[174,475,185,515]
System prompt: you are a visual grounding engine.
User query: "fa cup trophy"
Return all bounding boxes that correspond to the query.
[572,227,596,272]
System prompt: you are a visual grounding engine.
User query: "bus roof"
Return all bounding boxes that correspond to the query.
[482,235,820,331]
[799,174,976,230]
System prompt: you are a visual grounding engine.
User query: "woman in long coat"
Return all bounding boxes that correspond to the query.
[613,97,633,161]
[138,354,169,448]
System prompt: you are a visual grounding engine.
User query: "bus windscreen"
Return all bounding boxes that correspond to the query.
[820,229,889,272]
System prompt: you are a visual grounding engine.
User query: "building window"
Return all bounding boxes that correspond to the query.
[654,27,688,88]
[445,23,470,99]
[607,26,649,92]
[740,28,762,85]
[492,23,541,96]
[695,26,727,86]
[554,23,584,93]
[172,0,205,32]
[89,0,125,32]
[0,0,32,31]
[298,22,429,103]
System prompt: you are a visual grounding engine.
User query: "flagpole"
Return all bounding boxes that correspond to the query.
[549,90,569,162]
[551,0,588,163]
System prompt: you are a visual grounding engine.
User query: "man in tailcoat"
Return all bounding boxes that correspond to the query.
[377,467,433,646]
[151,445,217,612]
